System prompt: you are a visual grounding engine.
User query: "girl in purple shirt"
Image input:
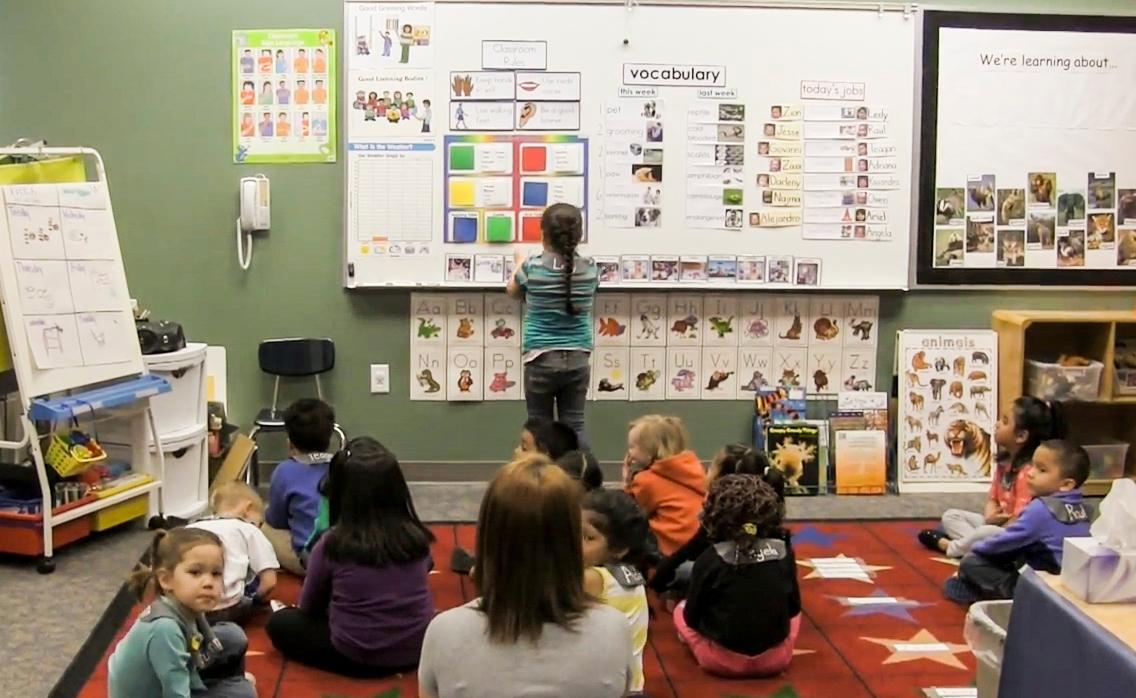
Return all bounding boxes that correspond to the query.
[266,437,436,676]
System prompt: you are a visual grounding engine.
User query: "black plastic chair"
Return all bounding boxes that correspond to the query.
[246,338,345,485]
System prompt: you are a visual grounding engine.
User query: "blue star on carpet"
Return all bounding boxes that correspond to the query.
[791,524,850,549]
[831,588,931,623]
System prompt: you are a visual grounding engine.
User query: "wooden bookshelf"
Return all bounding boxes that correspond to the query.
[993,310,1136,496]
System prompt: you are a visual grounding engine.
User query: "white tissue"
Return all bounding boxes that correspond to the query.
[1090,478,1136,550]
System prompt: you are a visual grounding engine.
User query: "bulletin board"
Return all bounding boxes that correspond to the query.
[917,11,1136,286]
[343,1,918,290]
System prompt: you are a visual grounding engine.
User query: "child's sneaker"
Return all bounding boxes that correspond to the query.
[943,575,980,605]
[918,528,948,552]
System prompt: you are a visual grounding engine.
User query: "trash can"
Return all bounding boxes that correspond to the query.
[965,600,1013,698]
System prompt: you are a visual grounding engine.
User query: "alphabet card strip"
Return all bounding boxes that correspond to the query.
[483,294,521,347]
[736,347,774,400]
[806,345,842,396]
[773,295,809,349]
[595,293,631,347]
[738,295,774,347]
[630,347,666,401]
[593,348,630,400]
[448,294,484,346]
[410,293,447,346]
[410,346,447,401]
[447,347,483,401]
[483,347,522,401]
[630,293,667,346]
[701,347,738,400]
[772,347,807,390]
[843,295,879,349]
[665,347,702,400]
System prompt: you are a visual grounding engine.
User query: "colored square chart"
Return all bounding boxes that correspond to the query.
[449,144,476,171]
[521,212,543,242]
[521,180,549,207]
[520,145,548,173]
[449,179,476,207]
[449,213,479,243]
[485,213,515,243]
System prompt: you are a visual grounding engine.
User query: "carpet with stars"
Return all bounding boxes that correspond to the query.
[76,521,976,698]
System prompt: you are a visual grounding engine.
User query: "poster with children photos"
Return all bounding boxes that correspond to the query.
[447,294,483,346]
[483,347,522,401]
[595,294,631,347]
[630,347,666,401]
[897,330,997,492]
[233,29,336,164]
[593,348,630,401]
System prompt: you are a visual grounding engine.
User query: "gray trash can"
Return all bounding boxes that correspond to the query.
[964,600,1013,698]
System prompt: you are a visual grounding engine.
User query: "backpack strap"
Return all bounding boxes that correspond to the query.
[1040,496,1089,525]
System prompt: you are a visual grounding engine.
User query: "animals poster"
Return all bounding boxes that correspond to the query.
[701,347,738,400]
[630,347,666,401]
[595,294,631,347]
[411,346,446,401]
[483,296,520,347]
[447,294,483,346]
[483,348,521,401]
[447,347,483,401]
[665,347,701,400]
[630,293,667,346]
[897,330,997,492]
[233,29,336,164]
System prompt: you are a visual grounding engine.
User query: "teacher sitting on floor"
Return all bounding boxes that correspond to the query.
[417,453,633,698]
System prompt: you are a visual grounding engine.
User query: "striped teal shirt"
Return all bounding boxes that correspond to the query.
[516,251,598,356]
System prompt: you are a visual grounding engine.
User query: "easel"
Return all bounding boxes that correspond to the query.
[0,143,170,573]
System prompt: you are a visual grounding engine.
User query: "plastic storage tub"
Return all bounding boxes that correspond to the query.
[145,343,207,437]
[1083,441,1129,480]
[965,599,1013,698]
[1026,359,1103,401]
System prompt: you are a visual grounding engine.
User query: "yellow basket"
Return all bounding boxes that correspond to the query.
[44,434,107,477]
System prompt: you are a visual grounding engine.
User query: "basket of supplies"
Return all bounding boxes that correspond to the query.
[43,432,107,477]
[964,599,1013,698]
[1026,355,1103,401]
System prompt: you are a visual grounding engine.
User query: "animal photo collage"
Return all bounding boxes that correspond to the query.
[896,330,998,488]
[409,293,879,402]
[933,171,1136,270]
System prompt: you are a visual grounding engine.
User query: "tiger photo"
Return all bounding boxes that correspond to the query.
[944,419,992,477]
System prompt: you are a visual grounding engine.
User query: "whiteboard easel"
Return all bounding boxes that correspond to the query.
[0,145,167,572]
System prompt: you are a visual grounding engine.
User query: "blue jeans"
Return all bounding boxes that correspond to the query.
[524,350,590,447]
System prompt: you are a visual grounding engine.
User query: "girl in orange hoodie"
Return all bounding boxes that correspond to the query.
[623,415,706,556]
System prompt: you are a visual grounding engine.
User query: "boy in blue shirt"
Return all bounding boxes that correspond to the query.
[264,398,335,576]
[945,439,1092,604]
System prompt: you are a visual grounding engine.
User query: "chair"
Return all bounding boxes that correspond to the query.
[247,338,346,485]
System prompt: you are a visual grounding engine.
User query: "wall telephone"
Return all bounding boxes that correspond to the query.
[236,175,270,270]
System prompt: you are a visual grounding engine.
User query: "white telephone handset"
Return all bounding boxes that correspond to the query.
[236,175,270,270]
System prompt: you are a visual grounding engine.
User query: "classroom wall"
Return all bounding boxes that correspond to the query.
[2,0,1133,464]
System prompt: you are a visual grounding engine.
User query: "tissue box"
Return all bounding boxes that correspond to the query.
[1061,537,1136,604]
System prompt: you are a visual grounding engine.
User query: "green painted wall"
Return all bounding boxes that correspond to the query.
[1,1,1132,462]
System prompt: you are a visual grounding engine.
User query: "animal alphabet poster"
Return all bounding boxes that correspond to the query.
[593,348,630,401]
[483,348,521,401]
[630,347,666,401]
[409,292,879,402]
[595,293,631,347]
[897,330,997,492]
[411,345,446,401]
[447,347,483,401]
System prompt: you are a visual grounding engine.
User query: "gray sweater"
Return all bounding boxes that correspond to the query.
[418,600,632,697]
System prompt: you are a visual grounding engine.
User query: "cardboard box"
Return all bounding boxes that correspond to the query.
[1061,537,1136,604]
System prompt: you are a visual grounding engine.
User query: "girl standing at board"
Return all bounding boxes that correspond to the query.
[508,203,598,446]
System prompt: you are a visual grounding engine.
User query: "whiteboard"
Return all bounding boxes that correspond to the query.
[343,1,918,289]
[0,182,144,398]
[917,11,1136,286]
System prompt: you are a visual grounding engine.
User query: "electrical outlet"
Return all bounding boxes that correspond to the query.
[370,364,390,394]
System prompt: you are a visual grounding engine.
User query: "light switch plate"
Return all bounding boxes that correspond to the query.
[370,364,390,394]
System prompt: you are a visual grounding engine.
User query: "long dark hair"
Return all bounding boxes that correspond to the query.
[475,453,588,643]
[541,203,584,316]
[1007,396,1065,472]
[324,436,434,566]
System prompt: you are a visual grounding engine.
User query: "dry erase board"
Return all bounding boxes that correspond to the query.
[0,182,144,398]
[343,1,918,290]
[917,11,1136,286]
